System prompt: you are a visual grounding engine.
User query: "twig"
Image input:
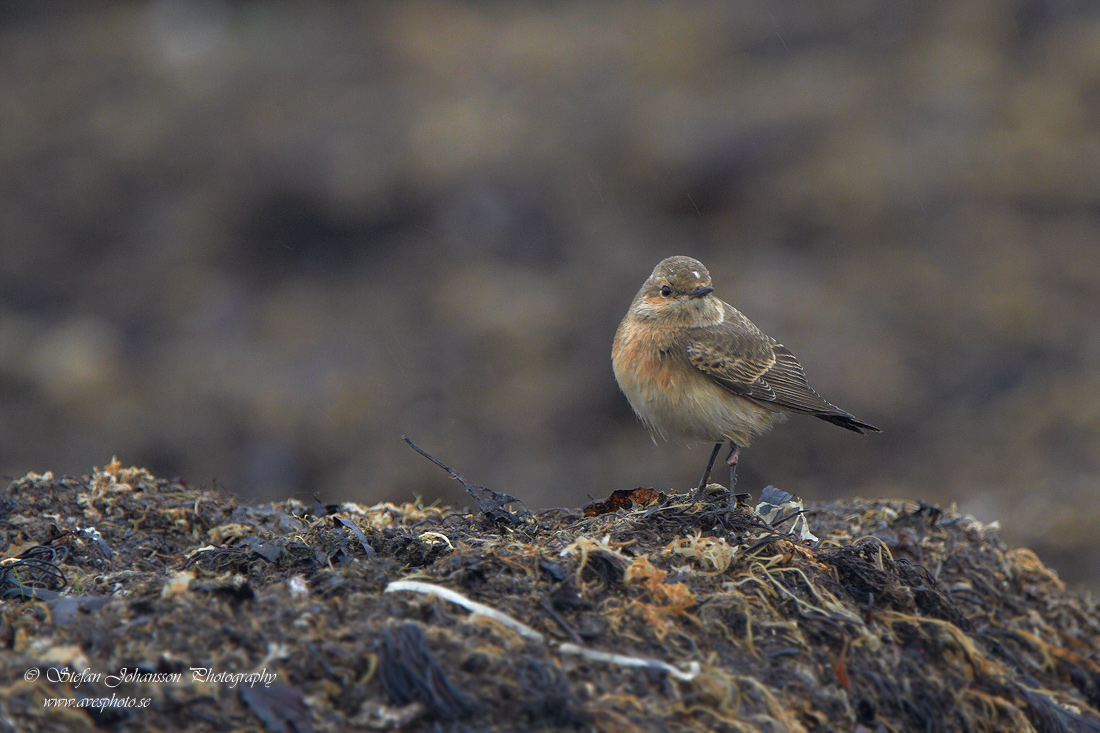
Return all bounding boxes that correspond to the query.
[385,580,544,642]
[385,580,700,682]
[556,643,700,682]
[401,436,530,524]
[402,437,466,482]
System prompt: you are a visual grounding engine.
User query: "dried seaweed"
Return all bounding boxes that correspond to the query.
[377,622,478,721]
[0,464,1097,731]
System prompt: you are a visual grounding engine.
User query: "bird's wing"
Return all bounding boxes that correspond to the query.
[684,322,776,399]
[685,308,845,416]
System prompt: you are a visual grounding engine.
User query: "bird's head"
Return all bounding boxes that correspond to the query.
[631,256,721,325]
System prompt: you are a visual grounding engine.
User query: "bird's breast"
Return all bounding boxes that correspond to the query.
[613,319,702,438]
[612,320,681,391]
[612,316,781,445]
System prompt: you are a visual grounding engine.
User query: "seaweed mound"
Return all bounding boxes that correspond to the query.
[1,461,1098,731]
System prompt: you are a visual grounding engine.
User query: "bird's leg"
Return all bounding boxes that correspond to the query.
[697,441,725,490]
[725,443,741,489]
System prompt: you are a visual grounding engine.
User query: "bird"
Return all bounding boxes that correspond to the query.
[612,255,879,491]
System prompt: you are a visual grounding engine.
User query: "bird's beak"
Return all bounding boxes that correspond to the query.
[689,285,714,298]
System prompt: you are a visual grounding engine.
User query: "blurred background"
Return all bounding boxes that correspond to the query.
[1,2,1098,588]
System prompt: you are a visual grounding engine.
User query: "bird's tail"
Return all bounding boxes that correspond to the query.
[817,413,881,434]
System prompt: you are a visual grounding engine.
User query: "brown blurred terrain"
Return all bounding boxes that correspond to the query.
[1,3,1098,586]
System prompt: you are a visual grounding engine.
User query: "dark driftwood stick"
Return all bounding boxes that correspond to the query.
[402,435,530,522]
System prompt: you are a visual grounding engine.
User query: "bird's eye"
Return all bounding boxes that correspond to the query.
[660,285,672,297]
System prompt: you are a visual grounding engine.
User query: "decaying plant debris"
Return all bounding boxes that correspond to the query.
[1,459,1099,732]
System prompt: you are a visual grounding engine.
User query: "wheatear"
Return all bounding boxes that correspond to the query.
[612,256,879,490]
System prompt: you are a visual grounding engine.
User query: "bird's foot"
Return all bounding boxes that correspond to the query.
[725,444,741,492]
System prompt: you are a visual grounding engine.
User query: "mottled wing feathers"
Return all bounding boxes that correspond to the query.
[759,344,841,413]
[687,336,827,412]
[685,334,773,399]
[685,305,880,433]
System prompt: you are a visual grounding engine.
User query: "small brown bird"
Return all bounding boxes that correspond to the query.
[612,255,879,490]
